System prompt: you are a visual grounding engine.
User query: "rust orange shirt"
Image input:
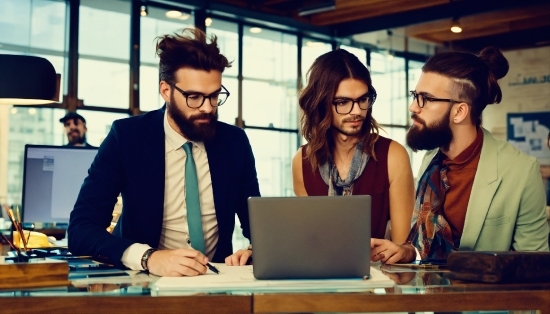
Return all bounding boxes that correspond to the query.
[442,127,484,246]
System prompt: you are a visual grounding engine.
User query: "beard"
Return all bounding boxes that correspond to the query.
[333,115,366,137]
[406,109,453,152]
[68,131,86,145]
[168,91,218,142]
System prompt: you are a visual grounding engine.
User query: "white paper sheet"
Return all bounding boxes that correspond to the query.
[152,264,394,294]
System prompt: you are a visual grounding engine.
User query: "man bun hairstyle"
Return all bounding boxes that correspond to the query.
[422,46,509,126]
[155,28,231,84]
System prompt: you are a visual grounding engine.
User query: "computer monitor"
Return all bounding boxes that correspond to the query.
[21,145,98,224]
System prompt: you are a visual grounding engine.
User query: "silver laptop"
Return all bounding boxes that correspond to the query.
[248,195,371,280]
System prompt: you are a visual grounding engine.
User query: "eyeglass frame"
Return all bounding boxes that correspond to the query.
[409,90,465,108]
[331,92,377,115]
[170,83,230,108]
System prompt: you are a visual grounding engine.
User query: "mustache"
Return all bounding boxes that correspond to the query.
[410,114,426,126]
[188,112,215,121]
[342,115,365,123]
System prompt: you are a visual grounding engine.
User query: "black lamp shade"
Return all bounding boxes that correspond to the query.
[0,54,59,105]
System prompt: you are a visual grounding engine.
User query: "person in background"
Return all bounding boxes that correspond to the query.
[292,49,415,256]
[373,47,549,264]
[69,28,260,276]
[59,112,95,147]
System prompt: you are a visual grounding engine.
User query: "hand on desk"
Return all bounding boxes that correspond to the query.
[148,248,208,277]
[225,249,252,266]
[371,238,416,264]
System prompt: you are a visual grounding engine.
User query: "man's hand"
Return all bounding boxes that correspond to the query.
[225,249,252,266]
[147,248,208,277]
[371,238,416,264]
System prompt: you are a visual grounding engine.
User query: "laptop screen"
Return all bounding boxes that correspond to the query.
[22,145,98,224]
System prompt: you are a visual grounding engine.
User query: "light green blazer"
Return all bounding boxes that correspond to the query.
[417,128,549,252]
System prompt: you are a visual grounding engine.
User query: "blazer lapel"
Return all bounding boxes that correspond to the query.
[459,128,502,250]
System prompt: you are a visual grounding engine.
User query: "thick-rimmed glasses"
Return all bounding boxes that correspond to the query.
[332,93,376,115]
[171,84,230,108]
[409,90,463,108]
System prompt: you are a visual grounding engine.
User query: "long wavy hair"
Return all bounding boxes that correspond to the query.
[299,49,381,171]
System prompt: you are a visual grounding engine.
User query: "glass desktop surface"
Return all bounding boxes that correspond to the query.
[0,262,548,297]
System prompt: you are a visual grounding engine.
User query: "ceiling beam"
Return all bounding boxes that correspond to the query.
[333,0,550,37]
[308,0,447,26]
[405,3,550,37]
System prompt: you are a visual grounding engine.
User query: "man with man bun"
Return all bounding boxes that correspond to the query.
[371,47,549,264]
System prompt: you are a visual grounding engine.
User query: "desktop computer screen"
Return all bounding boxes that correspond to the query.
[22,145,98,224]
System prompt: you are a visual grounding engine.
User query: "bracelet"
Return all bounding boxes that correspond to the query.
[141,248,157,271]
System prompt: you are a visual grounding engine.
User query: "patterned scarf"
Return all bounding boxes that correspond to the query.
[319,142,369,196]
[407,151,455,261]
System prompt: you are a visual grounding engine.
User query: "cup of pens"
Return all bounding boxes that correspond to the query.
[2,205,30,262]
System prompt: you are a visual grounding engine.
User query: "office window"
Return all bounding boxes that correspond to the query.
[79,0,130,108]
[340,44,367,66]
[0,0,67,98]
[246,129,297,197]
[140,6,194,112]
[6,108,66,205]
[301,38,332,86]
[0,0,68,206]
[242,27,298,130]
[207,19,239,125]
[72,111,130,147]
[370,52,408,127]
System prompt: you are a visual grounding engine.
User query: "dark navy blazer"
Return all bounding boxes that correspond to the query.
[68,107,261,267]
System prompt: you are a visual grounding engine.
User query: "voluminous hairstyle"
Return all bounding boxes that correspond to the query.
[299,49,380,170]
[422,46,509,126]
[155,28,231,83]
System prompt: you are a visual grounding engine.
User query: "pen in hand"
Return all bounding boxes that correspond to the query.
[207,263,220,274]
[186,239,219,274]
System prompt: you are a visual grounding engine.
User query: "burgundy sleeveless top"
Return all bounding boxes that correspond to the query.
[302,136,391,239]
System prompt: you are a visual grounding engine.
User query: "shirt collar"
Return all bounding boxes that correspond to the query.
[164,110,206,153]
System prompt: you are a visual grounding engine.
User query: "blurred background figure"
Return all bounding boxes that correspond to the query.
[59,112,95,147]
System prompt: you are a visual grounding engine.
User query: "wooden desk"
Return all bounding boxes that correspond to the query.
[1,268,549,313]
[253,290,550,313]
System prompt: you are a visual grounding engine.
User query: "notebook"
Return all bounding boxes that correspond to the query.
[248,195,371,280]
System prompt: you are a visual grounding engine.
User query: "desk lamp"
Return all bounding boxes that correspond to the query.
[0,54,59,246]
[0,54,59,105]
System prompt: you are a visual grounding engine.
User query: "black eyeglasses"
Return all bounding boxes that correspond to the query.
[409,90,463,108]
[171,84,230,108]
[332,92,376,115]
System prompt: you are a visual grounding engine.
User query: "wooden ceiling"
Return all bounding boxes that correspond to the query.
[207,0,550,52]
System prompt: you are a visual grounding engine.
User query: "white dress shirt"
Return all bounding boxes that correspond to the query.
[121,111,218,270]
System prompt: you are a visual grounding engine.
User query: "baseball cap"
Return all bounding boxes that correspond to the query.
[59,112,86,124]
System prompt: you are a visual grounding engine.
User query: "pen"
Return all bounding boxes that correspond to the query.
[207,263,220,274]
[186,239,219,274]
